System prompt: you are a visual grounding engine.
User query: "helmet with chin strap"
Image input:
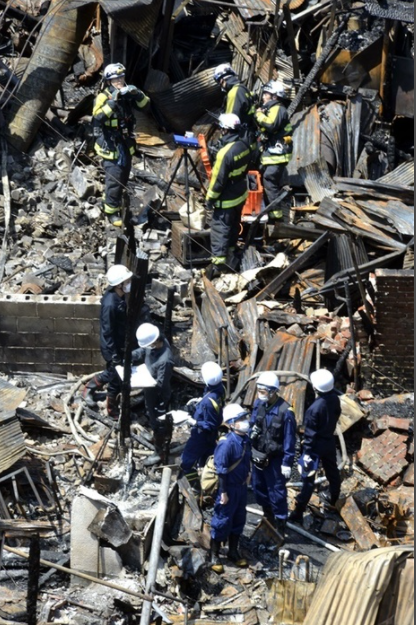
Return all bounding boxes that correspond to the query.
[214,63,236,83]
[104,63,126,81]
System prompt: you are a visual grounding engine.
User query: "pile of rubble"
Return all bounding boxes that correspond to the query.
[0,0,414,623]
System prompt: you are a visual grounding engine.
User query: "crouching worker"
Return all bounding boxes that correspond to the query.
[210,404,251,574]
[82,264,132,419]
[181,362,225,493]
[132,323,174,460]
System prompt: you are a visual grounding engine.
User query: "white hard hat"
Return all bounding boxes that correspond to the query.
[257,372,280,390]
[218,113,241,130]
[214,63,236,83]
[201,362,223,387]
[223,403,249,425]
[263,80,287,98]
[106,265,133,287]
[136,323,160,348]
[104,63,126,80]
[310,369,334,393]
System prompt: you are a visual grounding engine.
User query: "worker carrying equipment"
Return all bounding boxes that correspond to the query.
[180,361,226,493]
[209,403,251,574]
[93,63,150,227]
[254,79,293,219]
[82,264,133,419]
[250,372,296,539]
[205,113,251,279]
[290,369,341,525]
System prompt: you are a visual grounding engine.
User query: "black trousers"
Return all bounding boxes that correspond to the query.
[103,152,132,212]
[98,361,122,398]
[261,163,287,206]
[210,203,245,263]
[144,388,171,431]
[296,442,341,509]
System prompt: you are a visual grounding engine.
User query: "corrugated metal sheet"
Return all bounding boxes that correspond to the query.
[0,411,26,474]
[0,378,27,411]
[232,0,274,21]
[304,546,414,625]
[243,331,316,421]
[365,0,414,23]
[298,158,337,203]
[320,101,345,177]
[377,160,414,188]
[287,104,321,188]
[149,68,222,132]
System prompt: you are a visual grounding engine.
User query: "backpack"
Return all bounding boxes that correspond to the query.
[200,442,247,498]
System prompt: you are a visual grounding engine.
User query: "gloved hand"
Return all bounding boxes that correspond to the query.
[111,354,122,366]
[112,89,121,101]
[206,199,215,211]
[269,141,285,155]
[187,417,196,426]
[303,454,313,469]
[186,397,202,417]
[120,85,139,96]
[281,465,291,480]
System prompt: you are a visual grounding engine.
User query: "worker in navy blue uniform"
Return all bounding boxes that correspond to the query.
[210,404,251,574]
[82,264,133,419]
[181,362,225,492]
[250,372,296,538]
[205,113,251,279]
[290,369,342,524]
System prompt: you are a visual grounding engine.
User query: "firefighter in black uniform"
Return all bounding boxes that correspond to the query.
[254,80,293,219]
[213,64,255,129]
[93,63,150,227]
[82,264,133,419]
[290,369,342,524]
[205,113,251,279]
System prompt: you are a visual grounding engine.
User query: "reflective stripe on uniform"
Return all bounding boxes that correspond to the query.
[209,398,220,413]
[212,256,227,265]
[206,142,234,200]
[216,190,248,208]
[95,143,118,159]
[103,202,121,215]
[261,153,292,166]
[104,118,119,127]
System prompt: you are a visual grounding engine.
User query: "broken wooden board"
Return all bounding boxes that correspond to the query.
[201,276,241,363]
[339,394,365,433]
[337,496,380,550]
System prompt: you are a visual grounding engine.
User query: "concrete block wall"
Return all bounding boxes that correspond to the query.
[371,269,414,396]
[0,293,104,375]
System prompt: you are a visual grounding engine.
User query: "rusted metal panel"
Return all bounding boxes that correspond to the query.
[267,578,316,625]
[298,158,337,203]
[333,176,414,203]
[0,411,26,474]
[287,105,321,187]
[337,496,380,550]
[303,546,414,625]
[377,160,414,188]
[356,198,414,237]
[0,378,27,412]
[232,0,274,20]
[243,331,316,421]
[200,276,241,363]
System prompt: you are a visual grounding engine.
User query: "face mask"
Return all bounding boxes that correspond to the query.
[234,420,250,435]
[257,391,270,402]
[123,281,131,294]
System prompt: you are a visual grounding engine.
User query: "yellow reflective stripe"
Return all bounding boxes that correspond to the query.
[95,143,118,159]
[229,163,248,177]
[102,103,114,118]
[104,118,119,127]
[206,142,234,200]
[103,203,121,214]
[219,190,248,208]
[137,94,150,109]
[255,104,280,130]
[225,85,239,114]
[129,145,135,155]
[261,153,292,165]
[209,398,220,413]
[212,256,227,264]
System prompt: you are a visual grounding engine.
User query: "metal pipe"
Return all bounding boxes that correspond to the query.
[140,468,172,625]
[7,0,96,152]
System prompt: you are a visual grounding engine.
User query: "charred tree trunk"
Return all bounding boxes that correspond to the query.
[7,0,95,152]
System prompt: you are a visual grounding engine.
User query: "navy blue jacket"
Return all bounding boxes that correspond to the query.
[302,390,341,456]
[100,288,127,363]
[250,398,297,467]
[194,383,226,432]
[214,431,251,493]
[132,339,174,398]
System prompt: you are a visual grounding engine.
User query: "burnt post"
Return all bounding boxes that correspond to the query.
[164,287,175,346]
[119,254,149,455]
[27,533,40,625]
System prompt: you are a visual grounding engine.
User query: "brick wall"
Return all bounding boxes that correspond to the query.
[0,293,104,375]
[370,269,414,396]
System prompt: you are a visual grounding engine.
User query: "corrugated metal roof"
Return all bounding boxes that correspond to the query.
[377,160,414,188]
[149,67,222,132]
[0,411,26,474]
[299,158,337,203]
[304,546,414,625]
[287,104,321,188]
[243,331,316,421]
[0,378,27,412]
[232,0,274,21]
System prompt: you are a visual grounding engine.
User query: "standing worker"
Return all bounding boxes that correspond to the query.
[290,370,341,524]
[213,64,255,129]
[250,372,296,538]
[93,63,150,227]
[181,362,225,493]
[210,404,251,574]
[254,80,292,219]
[205,113,251,279]
[82,264,133,419]
[132,323,174,458]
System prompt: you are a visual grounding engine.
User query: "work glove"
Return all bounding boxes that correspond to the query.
[281,465,291,480]
[206,199,215,211]
[303,454,313,469]
[186,397,202,417]
[269,141,285,155]
[120,85,139,97]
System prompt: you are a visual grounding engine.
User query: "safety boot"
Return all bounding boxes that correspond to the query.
[107,395,120,420]
[274,518,287,539]
[210,539,224,574]
[289,504,306,524]
[320,491,339,507]
[108,212,123,227]
[82,376,104,408]
[262,506,274,525]
[228,534,247,568]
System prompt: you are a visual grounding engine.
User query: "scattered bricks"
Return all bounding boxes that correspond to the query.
[336,496,380,550]
[387,417,412,432]
[151,277,187,305]
[70,165,96,199]
[357,430,409,484]
[357,389,374,401]
[403,464,414,487]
